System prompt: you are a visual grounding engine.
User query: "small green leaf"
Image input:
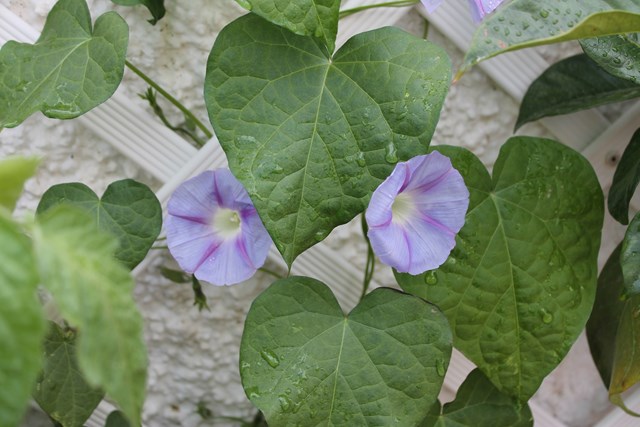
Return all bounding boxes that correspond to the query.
[37,179,162,270]
[622,212,640,296]
[609,128,640,225]
[396,139,604,401]
[235,0,340,54]
[112,0,165,25]
[240,277,452,426]
[0,156,39,211]
[191,275,210,312]
[587,245,640,416]
[0,213,45,427]
[581,34,640,84]
[516,54,640,129]
[159,266,191,283]
[0,0,129,128]
[460,0,640,77]
[421,369,533,427]
[105,410,131,427]
[33,322,104,427]
[206,14,451,266]
[33,206,147,426]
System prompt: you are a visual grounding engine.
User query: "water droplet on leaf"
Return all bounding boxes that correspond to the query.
[436,359,445,376]
[260,349,280,368]
[424,271,438,285]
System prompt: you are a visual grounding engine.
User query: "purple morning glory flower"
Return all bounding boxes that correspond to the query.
[365,151,469,275]
[165,169,272,286]
[420,0,504,22]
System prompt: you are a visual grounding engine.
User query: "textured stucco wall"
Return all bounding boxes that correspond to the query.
[2,1,616,426]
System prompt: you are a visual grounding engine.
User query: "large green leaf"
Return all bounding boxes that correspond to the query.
[622,212,640,296]
[240,277,452,426]
[587,245,640,416]
[0,213,45,427]
[234,0,340,54]
[32,206,147,426]
[581,33,640,84]
[37,179,162,270]
[460,0,640,77]
[396,139,604,401]
[105,411,131,427]
[0,0,129,128]
[112,0,165,25]
[609,128,640,225]
[0,156,39,211]
[421,369,533,427]
[516,54,640,129]
[33,322,104,427]
[205,14,451,266]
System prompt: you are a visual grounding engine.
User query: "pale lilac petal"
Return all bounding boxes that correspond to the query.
[165,214,220,273]
[238,208,272,269]
[368,222,412,273]
[194,237,256,285]
[403,215,457,274]
[167,171,219,221]
[467,0,504,22]
[366,162,409,228]
[404,150,454,193]
[420,0,444,14]
[213,169,253,209]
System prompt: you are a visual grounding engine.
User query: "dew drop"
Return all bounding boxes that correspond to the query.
[424,271,438,285]
[541,309,553,324]
[384,143,398,164]
[260,349,280,368]
[436,359,446,376]
[355,151,366,167]
[278,395,292,412]
[539,9,549,18]
[314,231,325,242]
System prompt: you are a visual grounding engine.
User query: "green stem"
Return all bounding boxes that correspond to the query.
[125,60,213,139]
[360,215,376,301]
[259,267,284,280]
[423,17,430,39]
[340,0,419,19]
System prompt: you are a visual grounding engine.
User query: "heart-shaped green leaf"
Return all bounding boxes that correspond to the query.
[33,206,147,426]
[0,156,39,211]
[234,0,340,54]
[516,54,640,130]
[0,213,45,427]
[581,33,640,84]
[205,14,451,266]
[622,212,640,296]
[396,139,604,401]
[37,179,162,270]
[0,0,129,128]
[112,0,165,25]
[460,0,640,77]
[105,410,131,427]
[587,245,640,416]
[240,277,452,426]
[421,369,533,427]
[609,128,640,225]
[33,322,105,427]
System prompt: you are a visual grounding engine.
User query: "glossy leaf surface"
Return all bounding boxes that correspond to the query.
[234,0,340,53]
[37,179,162,270]
[0,0,128,127]
[609,128,640,225]
[397,139,604,401]
[33,322,104,427]
[206,14,451,266]
[0,214,45,427]
[581,33,640,84]
[516,54,640,129]
[105,410,131,427]
[0,156,39,211]
[33,206,147,425]
[112,0,165,25]
[240,277,452,426]
[421,369,533,427]
[622,212,640,296]
[461,0,640,76]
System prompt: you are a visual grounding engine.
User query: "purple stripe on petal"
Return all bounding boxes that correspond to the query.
[194,237,256,286]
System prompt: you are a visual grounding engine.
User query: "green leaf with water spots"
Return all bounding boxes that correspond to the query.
[516,54,640,129]
[0,213,45,427]
[240,277,452,426]
[587,245,640,417]
[33,206,147,426]
[460,0,640,77]
[205,14,451,266]
[0,0,128,128]
[581,33,640,84]
[112,0,165,25]
[421,369,533,427]
[33,322,104,427]
[234,0,340,54]
[622,212,640,296]
[37,179,162,270]
[0,156,39,211]
[609,128,640,225]
[396,139,604,401]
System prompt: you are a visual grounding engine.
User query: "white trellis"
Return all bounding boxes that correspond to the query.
[2,1,639,426]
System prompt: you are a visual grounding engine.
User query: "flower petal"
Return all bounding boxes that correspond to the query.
[420,0,444,14]
[403,213,458,274]
[194,236,257,286]
[165,214,221,273]
[366,162,409,228]
[167,171,219,222]
[368,221,412,273]
[213,169,253,210]
[467,0,504,22]
[238,208,272,270]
